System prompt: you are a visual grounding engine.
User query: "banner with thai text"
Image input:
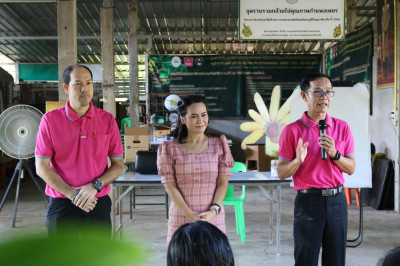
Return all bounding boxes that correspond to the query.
[239,0,345,40]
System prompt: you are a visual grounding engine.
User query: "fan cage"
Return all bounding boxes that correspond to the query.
[0,105,43,159]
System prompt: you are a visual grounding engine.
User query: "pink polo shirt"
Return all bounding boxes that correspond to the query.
[278,112,354,190]
[35,101,123,198]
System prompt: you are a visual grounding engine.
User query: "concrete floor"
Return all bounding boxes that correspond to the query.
[1,177,399,266]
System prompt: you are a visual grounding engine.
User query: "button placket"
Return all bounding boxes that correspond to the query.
[80,117,88,139]
[192,155,201,182]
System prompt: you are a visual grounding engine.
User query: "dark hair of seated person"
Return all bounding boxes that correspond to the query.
[377,246,400,266]
[167,221,235,266]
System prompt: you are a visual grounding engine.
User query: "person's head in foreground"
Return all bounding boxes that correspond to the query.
[167,221,234,266]
[377,246,400,266]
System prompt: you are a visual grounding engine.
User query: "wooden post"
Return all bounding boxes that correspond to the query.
[57,0,77,101]
[128,3,140,127]
[101,0,116,116]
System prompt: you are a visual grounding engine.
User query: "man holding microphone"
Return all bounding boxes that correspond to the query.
[277,72,356,266]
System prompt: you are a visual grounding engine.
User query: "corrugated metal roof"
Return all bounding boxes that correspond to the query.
[0,0,377,79]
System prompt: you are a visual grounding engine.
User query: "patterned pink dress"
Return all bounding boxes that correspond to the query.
[157,135,234,242]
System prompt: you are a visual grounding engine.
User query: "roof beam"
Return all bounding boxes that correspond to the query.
[0,34,236,41]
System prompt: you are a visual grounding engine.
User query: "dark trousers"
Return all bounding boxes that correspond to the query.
[293,191,348,266]
[46,195,112,237]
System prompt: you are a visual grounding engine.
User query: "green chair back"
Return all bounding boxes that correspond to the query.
[121,117,131,134]
[120,118,131,158]
[225,162,246,199]
[231,161,247,173]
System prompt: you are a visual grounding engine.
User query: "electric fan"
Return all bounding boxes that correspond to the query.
[0,104,48,228]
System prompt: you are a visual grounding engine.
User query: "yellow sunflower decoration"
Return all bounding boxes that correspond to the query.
[240,85,293,157]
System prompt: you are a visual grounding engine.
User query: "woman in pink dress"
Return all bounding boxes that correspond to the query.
[157,95,234,243]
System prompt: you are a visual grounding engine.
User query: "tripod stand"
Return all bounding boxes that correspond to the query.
[0,159,48,228]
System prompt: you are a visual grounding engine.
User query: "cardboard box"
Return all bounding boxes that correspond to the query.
[245,144,267,171]
[124,126,150,162]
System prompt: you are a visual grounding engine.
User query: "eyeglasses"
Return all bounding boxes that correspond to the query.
[305,90,335,98]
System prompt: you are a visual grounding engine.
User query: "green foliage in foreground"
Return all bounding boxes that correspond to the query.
[0,226,147,266]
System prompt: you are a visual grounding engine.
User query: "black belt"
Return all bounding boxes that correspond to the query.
[298,185,344,197]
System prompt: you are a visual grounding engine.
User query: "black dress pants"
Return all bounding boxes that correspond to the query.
[293,191,348,266]
[46,195,112,237]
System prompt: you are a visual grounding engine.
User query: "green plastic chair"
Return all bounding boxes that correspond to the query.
[223,161,246,242]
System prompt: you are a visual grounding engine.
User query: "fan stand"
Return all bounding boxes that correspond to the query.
[0,159,48,228]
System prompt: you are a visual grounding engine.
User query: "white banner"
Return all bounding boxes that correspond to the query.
[239,0,345,40]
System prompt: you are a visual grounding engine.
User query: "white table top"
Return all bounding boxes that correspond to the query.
[114,171,290,185]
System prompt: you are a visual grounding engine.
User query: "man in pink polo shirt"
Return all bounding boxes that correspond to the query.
[277,72,356,266]
[35,64,125,235]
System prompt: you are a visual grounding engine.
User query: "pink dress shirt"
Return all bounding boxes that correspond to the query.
[279,112,355,190]
[35,101,123,198]
[157,135,234,243]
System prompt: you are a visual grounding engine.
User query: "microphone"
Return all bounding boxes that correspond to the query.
[319,120,327,160]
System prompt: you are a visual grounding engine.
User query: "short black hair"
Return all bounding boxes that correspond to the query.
[167,221,234,266]
[299,72,332,91]
[63,64,93,85]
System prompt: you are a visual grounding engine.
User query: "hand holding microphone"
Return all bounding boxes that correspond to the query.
[319,120,336,160]
[319,120,327,160]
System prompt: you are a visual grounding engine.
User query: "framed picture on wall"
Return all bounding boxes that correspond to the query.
[376,0,395,89]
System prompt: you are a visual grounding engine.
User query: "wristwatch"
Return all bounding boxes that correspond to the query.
[330,151,341,161]
[210,203,221,214]
[92,179,103,192]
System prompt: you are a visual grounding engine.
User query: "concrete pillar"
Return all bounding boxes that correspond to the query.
[57,0,77,101]
[320,41,326,73]
[346,0,357,34]
[101,0,116,116]
[128,2,140,127]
